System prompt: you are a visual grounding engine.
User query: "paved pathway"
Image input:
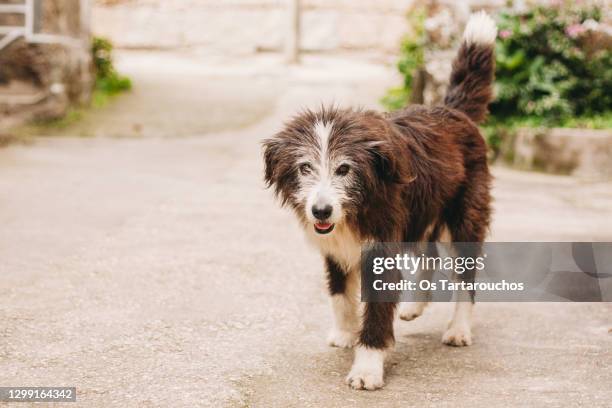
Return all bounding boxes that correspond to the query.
[0,51,611,407]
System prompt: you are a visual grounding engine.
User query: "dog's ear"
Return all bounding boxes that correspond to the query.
[366,140,415,185]
[262,137,280,187]
[366,140,399,182]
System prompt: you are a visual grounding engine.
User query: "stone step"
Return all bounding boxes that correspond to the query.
[0,79,47,106]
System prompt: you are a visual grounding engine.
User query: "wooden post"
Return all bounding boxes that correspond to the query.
[286,0,300,64]
[80,0,91,40]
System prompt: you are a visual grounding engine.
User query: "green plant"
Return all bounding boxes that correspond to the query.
[91,36,131,97]
[491,2,611,124]
[381,7,426,111]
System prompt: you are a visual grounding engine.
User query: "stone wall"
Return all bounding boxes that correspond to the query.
[513,128,612,180]
[0,0,92,129]
[92,0,523,56]
[92,0,418,55]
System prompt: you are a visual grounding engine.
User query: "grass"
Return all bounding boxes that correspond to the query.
[10,85,130,139]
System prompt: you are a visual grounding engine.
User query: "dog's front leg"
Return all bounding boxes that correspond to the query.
[325,257,360,348]
[346,302,396,390]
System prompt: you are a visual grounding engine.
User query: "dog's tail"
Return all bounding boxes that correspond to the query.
[444,11,497,124]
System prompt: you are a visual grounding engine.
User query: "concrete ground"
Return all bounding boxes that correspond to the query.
[0,51,611,407]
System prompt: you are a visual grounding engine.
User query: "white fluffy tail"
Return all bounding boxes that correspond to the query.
[462,10,498,46]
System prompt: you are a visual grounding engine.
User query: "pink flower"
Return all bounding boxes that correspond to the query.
[565,24,586,38]
[499,29,512,39]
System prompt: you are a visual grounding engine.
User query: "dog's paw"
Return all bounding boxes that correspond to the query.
[327,329,358,348]
[345,347,385,390]
[399,301,427,321]
[442,324,473,347]
[346,366,384,391]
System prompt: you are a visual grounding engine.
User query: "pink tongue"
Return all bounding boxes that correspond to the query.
[315,223,332,229]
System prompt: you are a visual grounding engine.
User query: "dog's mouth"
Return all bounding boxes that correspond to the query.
[314,222,335,234]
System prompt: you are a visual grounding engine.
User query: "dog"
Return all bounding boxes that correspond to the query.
[262,11,496,390]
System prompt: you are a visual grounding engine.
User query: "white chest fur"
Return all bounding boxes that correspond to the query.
[305,223,363,273]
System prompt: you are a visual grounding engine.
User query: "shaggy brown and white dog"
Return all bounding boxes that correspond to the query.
[263,12,496,390]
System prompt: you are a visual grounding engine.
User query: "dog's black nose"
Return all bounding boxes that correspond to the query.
[312,204,332,220]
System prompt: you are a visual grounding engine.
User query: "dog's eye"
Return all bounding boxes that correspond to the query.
[335,164,350,176]
[299,163,312,175]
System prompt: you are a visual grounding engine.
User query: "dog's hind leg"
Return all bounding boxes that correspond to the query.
[398,300,428,321]
[442,239,482,347]
[443,219,487,346]
[443,240,480,346]
[325,257,360,348]
[442,154,491,346]
[399,228,446,322]
[399,241,441,321]
[443,293,474,346]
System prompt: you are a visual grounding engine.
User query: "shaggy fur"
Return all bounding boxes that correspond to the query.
[263,12,497,390]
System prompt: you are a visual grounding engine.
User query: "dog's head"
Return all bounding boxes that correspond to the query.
[262,107,410,239]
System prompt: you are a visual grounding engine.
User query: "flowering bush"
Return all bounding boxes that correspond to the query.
[491,3,611,123]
